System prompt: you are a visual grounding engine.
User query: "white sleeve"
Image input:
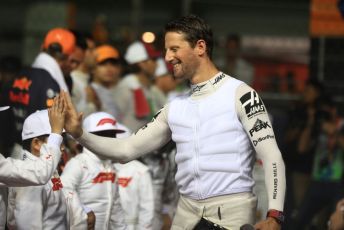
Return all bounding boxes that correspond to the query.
[235,84,286,212]
[77,106,172,163]
[7,186,44,229]
[109,184,128,229]
[0,133,62,187]
[138,170,154,230]
[64,190,88,230]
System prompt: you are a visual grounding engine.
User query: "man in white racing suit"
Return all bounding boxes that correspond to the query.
[60,15,286,230]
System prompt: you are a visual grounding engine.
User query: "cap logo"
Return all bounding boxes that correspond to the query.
[97,118,116,126]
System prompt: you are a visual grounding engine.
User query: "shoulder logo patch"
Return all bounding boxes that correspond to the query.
[240,91,265,119]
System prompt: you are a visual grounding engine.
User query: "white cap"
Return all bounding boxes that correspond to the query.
[124,41,160,64]
[116,123,132,139]
[0,106,9,112]
[83,112,124,133]
[22,110,51,141]
[155,58,168,77]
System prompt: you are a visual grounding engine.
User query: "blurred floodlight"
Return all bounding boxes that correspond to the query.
[142,32,155,43]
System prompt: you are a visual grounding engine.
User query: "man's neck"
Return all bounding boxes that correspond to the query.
[190,60,219,85]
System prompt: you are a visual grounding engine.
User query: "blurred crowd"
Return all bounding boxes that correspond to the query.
[0,26,343,230]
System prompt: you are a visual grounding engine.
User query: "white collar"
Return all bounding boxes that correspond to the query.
[190,72,228,99]
[23,150,39,161]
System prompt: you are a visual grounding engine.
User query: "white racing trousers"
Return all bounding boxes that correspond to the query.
[171,192,257,230]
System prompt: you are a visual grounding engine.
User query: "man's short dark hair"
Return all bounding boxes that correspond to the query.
[164,14,214,59]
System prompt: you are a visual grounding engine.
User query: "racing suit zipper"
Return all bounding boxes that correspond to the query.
[194,109,201,200]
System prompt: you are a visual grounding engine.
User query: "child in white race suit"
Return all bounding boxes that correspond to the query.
[7,107,87,229]
[61,112,127,230]
[114,123,154,230]
[0,102,72,229]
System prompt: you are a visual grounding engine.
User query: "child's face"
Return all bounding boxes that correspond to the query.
[32,137,65,157]
[32,137,48,157]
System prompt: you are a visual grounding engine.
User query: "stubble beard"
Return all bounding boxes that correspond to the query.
[173,62,194,81]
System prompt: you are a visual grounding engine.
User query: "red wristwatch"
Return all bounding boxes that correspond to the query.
[266,209,284,225]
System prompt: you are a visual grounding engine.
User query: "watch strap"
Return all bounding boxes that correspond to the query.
[266,209,284,224]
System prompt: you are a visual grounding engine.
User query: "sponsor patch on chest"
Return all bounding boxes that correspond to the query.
[92,172,116,184]
[118,177,132,187]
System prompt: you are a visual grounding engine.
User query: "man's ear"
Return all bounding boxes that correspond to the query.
[196,39,206,56]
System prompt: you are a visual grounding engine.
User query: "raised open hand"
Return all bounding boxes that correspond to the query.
[48,94,66,135]
[60,91,84,138]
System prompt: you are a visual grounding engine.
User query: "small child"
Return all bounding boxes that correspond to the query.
[114,123,154,230]
[0,102,66,229]
[0,103,63,187]
[7,108,87,229]
[61,112,127,229]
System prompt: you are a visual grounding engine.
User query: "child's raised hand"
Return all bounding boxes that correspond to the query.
[60,91,83,138]
[48,94,66,135]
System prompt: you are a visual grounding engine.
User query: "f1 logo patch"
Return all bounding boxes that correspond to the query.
[118,177,132,188]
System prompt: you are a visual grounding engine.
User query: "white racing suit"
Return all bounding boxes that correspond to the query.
[114,160,154,230]
[0,134,62,187]
[0,134,65,229]
[61,148,127,230]
[76,72,286,229]
[7,151,68,229]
